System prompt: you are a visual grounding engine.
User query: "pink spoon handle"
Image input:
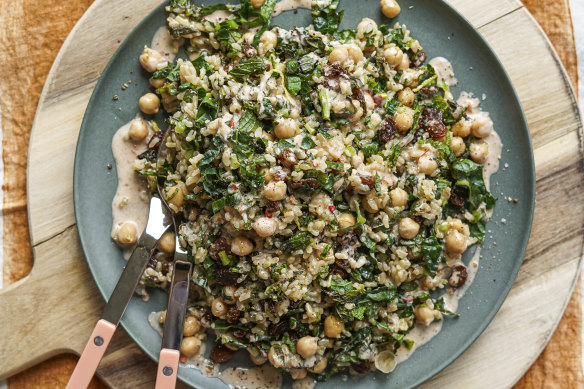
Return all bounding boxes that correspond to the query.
[66,319,116,389]
[155,348,181,389]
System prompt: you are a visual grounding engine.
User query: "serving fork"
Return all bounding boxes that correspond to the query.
[66,196,172,389]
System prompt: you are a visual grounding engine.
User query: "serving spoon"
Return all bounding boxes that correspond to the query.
[154,128,193,389]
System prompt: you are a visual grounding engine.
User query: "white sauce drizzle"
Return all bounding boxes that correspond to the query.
[152,27,179,62]
[204,10,235,24]
[220,365,283,389]
[292,377,317,389]
[111,117,151,258]
[429,57,458,87]
[272,0,312,16]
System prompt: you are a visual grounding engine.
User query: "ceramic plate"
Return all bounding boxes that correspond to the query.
[73,1,535,387]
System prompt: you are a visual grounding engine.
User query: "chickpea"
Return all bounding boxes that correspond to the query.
[165,185,184,208]
[264,181,287,201]
[274,119,297,139]
[252,217,278,237]
[338,212,356,229]
[363,190,386,213]
[396,53,410,70]
[445,229,467,254]
[183,316,201,337]
[390,188,408,207]
[231,236,254,256]
[414,306,435,326]
[397,88,415,107]
[260,30,277,50]
[242,32,255,44]
[268,346,284,368]
[383,46,403,67]
[211,297,227,317]
[452,119,471,138]
[471,115,494,138]
[250,0,265,8]
[222,285,238,305]
[139,93,160,115]
[139,47,164,73]
[290,369,308,380]
[352,152,364,167]
[181,336,202,357]
[250,352,268,365]
[449,218,464,232]
[398,217,419,239]
[297,336,318,359]
[347,44,364,64]
[149,77,165,89]
[394,108,414,132]
[380,0,401,18]
[158,232,175,253]
[329,46,349,64]
[469,141,488,163]
[158,310,167,324]
[450,136,466,157]
[128,119,149,141]
[308,357,328,374]
[324,315,344,338]
[357,18,378,40]
[117,222,137,246]
[418,155,438,175]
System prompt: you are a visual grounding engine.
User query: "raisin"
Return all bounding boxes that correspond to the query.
[264,299,278,315]
[351,361,371,374]
[378,116,397,143]
[242,43,257,58]
[279,148,297,170]
[419,107,447,140]
[449,187,466,207]
[289,178,319,190]
[335,257,350,270]
[411,51,427,67]
[449,265,468,288]
[226,306,241,323]
[215,267,240,286]
[233,328,247,338]
[419,85,439,98]
[209,236,231,261]
[323,63,349,78]
[268,320,290,337]
[273,169,290,182]
[359,175,375,187]
[352,85,367,115]
[209,345,236,363]
[265,201,282,214]
[328,264,347,279]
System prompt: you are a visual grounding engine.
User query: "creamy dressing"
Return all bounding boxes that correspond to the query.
[147,311,165,336]
[429,57,458,87]
[152,27,179,62]
[204,10,235,23]
[292,377,316,389]
[272,0,312,16]
[111,118,152,258]
[220,365,282,389]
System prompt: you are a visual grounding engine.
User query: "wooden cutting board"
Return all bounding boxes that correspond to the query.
[1,0,583,387]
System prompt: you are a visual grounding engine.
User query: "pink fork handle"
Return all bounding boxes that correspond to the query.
[66,319,116,389]
[155,348,181,389]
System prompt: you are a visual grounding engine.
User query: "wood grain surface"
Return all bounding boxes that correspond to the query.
[0,0,582,388]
